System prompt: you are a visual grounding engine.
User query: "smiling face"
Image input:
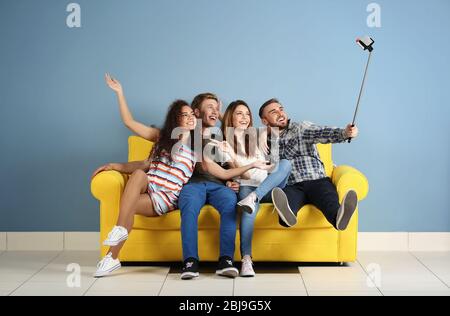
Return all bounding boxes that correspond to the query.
[195,98,220,127]
[178,105,196,130]
[221,100,254,138]
[232,104,252,130]
[261,102,289,129]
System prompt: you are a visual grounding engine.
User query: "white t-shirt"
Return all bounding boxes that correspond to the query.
[224,146,269,187]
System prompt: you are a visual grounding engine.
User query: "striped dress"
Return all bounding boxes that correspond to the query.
[146,144,196,216]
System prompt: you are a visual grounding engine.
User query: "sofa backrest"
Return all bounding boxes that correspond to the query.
[128,136,154,162]
[128,136,334,177]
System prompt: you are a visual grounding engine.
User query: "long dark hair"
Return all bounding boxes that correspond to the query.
[221,100,254,157]
[149,100,191,162]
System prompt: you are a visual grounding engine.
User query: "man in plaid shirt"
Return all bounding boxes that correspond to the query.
[259,98,359,230]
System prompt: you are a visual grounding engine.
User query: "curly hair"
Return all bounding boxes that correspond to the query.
[149,99,192,162]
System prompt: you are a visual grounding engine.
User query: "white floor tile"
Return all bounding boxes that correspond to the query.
[412,252,450,287]
[358,252,449,293]
[86,266,169,295]
[234,274,307,296]
[10,282,91,296]
[26,251,99,283]
[0,282,22,296]
[51,251,100,263]
[93,266,170,284]
[0,252,60,283]
[159,273,233,296]
[299,262,379,292]
[382,290,450,296]
[2,251,449,296]
[85,290,158,296]
[88,280,163,292]
[85,281,163,296]
[0,282,22,291]
[308,291,383,296]
[5,251,97,295]
[0,251,60,266]
[27,262,96,283]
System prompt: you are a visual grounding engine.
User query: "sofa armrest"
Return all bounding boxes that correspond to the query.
[91,170,129,238]
[91,170,128,201]
[332,165,369,201]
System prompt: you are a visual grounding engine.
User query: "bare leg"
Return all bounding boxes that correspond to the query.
[109,169,158,259]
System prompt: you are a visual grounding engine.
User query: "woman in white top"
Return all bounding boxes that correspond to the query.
[219,100,292,277]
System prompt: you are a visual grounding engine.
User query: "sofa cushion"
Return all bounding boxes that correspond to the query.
[132,203,333,231]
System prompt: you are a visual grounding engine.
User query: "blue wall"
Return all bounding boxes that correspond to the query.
[0,0,449,232]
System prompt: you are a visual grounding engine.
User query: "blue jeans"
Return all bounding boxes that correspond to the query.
[178,181,238,261]
[239,159,292,257]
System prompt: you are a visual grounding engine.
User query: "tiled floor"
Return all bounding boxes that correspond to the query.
[0,251,449,296]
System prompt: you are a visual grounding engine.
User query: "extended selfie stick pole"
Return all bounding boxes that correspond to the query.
[349,36,374,143]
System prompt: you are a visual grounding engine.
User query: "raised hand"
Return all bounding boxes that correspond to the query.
[345,124,359,139]
[105,73,123,95]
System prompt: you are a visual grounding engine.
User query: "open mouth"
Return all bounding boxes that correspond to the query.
[278,117,286,123]
[208,116,218,121]
[239,121,249,126]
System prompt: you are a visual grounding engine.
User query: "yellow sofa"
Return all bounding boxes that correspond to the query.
[91,136,369,263]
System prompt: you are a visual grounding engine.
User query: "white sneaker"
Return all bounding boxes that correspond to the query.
[94,252,121,278]
[240,255,255,277]
[237,192,257,214]
[103,226,128,246]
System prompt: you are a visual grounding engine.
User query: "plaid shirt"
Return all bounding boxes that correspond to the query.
[273,120,347,185]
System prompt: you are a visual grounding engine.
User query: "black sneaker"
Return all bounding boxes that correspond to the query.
[336,190,358,231]
[278,217,290,228]
[216,256,238,278]
[181,257,199,280]
[271,188,297,227]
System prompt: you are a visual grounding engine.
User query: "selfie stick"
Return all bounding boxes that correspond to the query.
[349,36,374,143]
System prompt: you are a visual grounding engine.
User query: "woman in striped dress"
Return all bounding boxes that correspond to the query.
[92,99,269,277]
[92,100,198,277]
